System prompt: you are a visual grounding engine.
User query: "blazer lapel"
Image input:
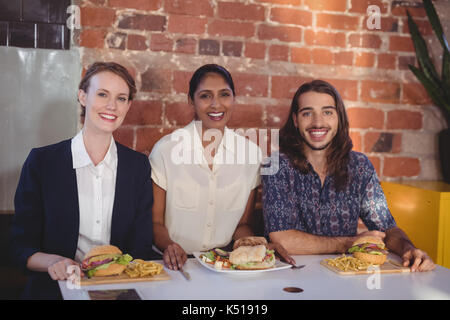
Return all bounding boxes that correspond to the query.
[61,140,80,259]
[110,142,126,245]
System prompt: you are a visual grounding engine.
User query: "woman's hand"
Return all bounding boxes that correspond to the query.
[163,243,187,271]
[47,256,83,281]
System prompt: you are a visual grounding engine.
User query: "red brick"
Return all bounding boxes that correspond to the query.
[389,35,414,52]
[291,47,311,64]
[323,79,358,101]
[271,76,312,99]
[347,107,384,129]
[266,104,290,128]
[387,110,422,130]
[113,127,134,149]
[355,52,375,67]
[81,7,116,27]
[367,156,381,177]
[141,69,172,93]
[391,4,427,17]
[108,0,162,11]
[173,71,191,94]
[269,45,289,61]
[349,131,362,152]
[168,15,207,35]
[402,18,433,36]
[218,2,265,21]
[257,24,302,42]
[234,74,269,97]
[377,53,396,69]
[165,0,214,17]
[222,41,243,57]
[209,20,255,38]
[136,128,174,155]
[79,28,107,48]
[165,102,195,126]
[270,8,312,26]
[349,34,382,49]
[150,34,173,52]
[334,51,353,66]
[364,132,401,153]
[361,81,400,104]
[228,104,264,128]
[198,39,220,56]
[174,37,197,54]
[402,83,432,105]
[398,56,416,70]
[349,0,388,14]
[316,13,359,31]
[311,48,333,65]
[383,157,421,177]
[123,100,163,126]
[127,34,148,51]
[304,0,347,11]
[118,14,166,31]
[256,0,301,4]
[245,42,266,60]
[305,30,346,47]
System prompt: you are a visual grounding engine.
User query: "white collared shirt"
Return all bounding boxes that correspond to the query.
[149,121,261,254]
[71,130,117,262]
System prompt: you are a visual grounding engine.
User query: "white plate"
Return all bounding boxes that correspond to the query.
[193,251,292,274]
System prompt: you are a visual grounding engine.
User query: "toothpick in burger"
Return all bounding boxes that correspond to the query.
[348,236,388,265]
[229,236,276,270]
[81,245,133,277]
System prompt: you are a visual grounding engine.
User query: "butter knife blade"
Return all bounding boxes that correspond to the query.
[180,268,191,280]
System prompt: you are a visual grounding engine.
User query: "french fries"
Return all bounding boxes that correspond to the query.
[125,259,163,278]
[325,254,373,272]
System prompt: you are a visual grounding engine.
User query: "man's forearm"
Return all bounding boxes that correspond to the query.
[269,229,353,255]
[385,226,415,256]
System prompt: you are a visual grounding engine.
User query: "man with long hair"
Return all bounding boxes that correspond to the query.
[262,80,434,272]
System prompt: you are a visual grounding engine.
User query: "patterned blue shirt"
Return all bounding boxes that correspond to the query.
[262,151,396,237]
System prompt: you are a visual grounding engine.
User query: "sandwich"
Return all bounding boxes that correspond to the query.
[81,245,133,277]
[348,236,388,265]
[229,236,275,270]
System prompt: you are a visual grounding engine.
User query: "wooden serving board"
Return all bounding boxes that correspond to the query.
[320,259,410,275]
[80,269,170,286]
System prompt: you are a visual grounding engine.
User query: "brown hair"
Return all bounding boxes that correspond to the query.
[78,62,137,119]
[279,80,353,190]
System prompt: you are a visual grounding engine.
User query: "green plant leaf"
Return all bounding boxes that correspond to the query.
[423,0,450,52]
[409,65,450,115]
[443,50,450,90]
[407,10,440,82]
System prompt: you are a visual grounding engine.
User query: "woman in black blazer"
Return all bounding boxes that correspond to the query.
[11,62,154,299]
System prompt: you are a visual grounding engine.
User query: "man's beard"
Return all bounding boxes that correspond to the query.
[303,139,332,151]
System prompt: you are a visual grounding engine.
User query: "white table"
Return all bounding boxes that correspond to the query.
[59,254,450,300]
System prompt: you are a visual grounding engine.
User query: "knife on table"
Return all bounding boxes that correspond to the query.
[179,268,191,280]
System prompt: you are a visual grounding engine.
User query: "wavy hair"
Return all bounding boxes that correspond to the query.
[279,80,353,190]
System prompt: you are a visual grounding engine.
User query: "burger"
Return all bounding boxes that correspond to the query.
[81,245,133,277]
[348,236,388,265]
[229,236,275,270]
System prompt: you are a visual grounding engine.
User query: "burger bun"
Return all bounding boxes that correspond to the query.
[233,236,268,250]
[353,251,387,265]
[92,263,127,277]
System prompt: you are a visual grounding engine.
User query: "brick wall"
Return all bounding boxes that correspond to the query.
[74,0,449,181]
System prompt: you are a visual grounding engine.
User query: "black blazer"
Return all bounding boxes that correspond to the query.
[10,139,154,299]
